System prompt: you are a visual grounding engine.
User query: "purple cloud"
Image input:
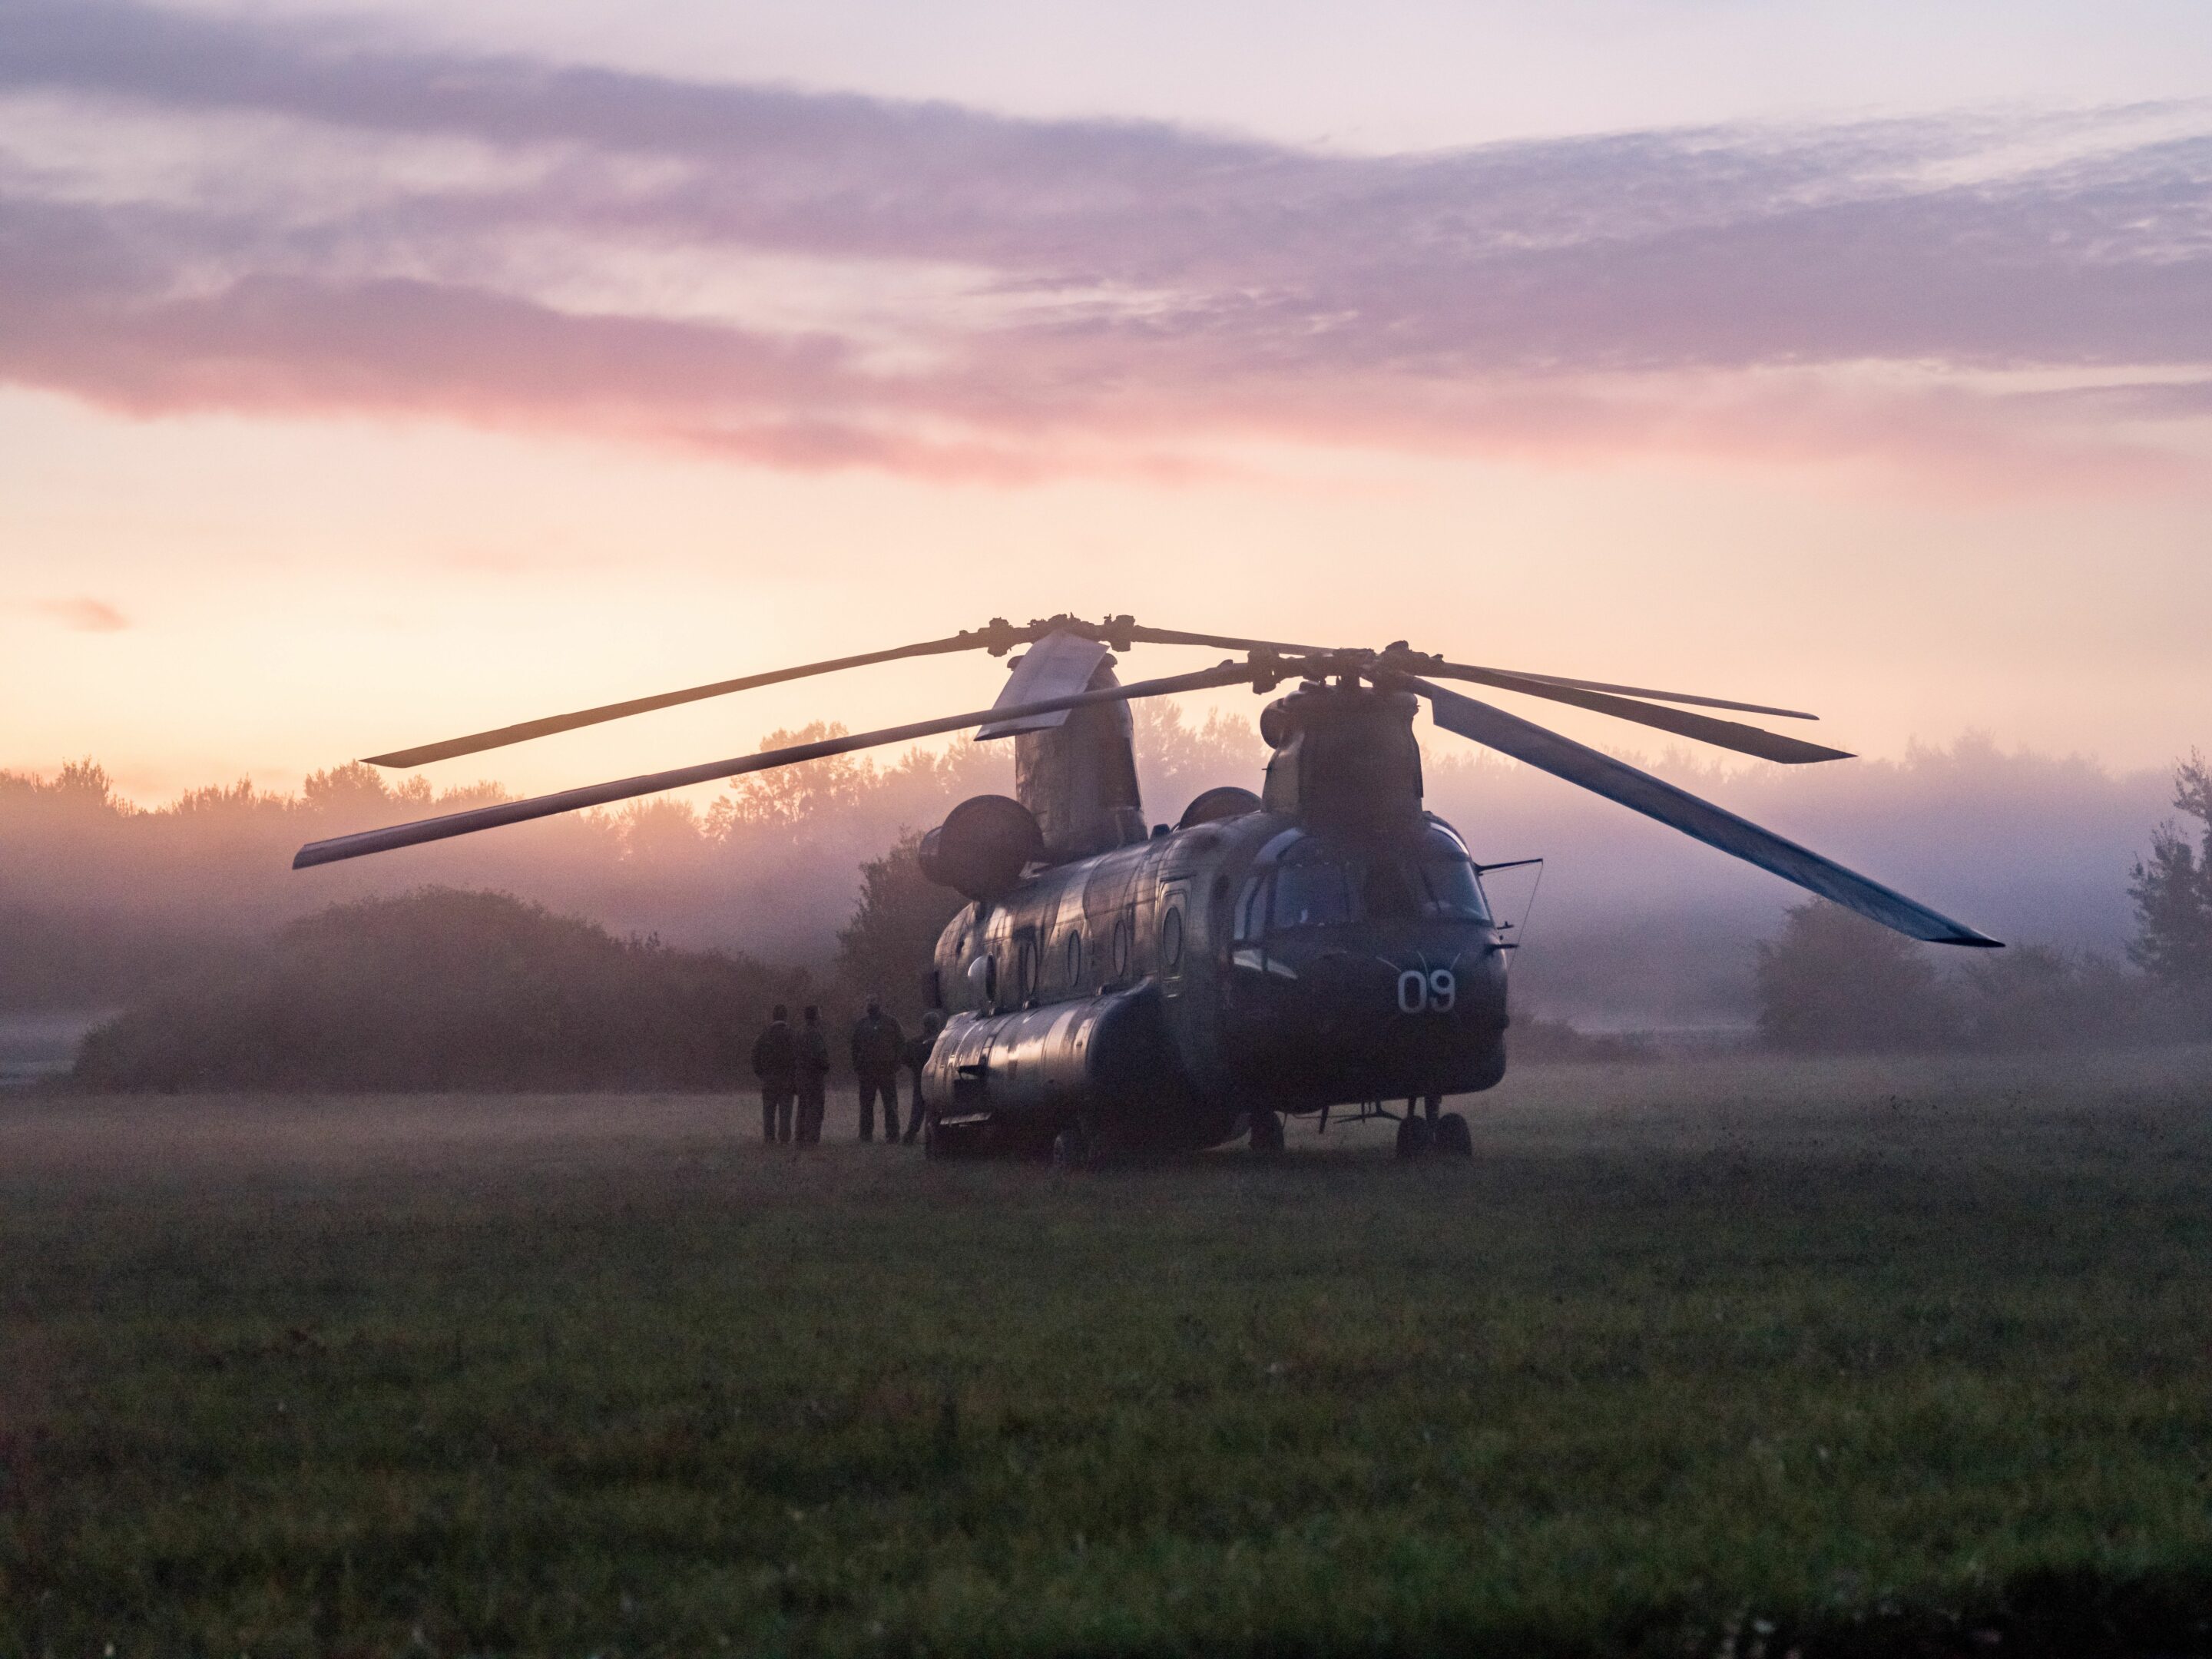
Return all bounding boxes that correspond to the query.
[1,0,2207,483]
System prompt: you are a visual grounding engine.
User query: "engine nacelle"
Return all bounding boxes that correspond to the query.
[917,794,1045,900]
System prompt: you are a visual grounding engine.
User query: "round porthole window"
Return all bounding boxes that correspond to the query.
[1161,909,1184,972]
[1066,931,1083,985]
[1111,918,1131,979]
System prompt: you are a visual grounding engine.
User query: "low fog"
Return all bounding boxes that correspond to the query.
[0,706,2174,1034]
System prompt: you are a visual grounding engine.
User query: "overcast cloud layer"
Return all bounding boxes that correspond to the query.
[4,0,2210,482]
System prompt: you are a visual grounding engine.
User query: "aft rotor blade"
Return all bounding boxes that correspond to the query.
[1412,678,1998,946]
[1424,663,1852,765]
[1457,668,1820,722]
[296,662,1253,869]
[361,628,1021,769]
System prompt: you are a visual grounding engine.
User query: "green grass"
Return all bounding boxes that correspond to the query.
[5,1050,2212,1656]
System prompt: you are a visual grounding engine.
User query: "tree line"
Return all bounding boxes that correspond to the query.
[1,707,1264,1011]
[1755,752,2211,1051]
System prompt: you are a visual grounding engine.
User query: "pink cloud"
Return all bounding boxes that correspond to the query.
[22,597,131,632]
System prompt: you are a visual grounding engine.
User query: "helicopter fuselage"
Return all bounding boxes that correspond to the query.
[919,806,1509,1154]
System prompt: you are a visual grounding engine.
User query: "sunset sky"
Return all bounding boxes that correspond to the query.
[4,0,2209,807]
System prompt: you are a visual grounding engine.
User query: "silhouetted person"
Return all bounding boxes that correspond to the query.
[900,1008,944,1144]
[750,1004,797,1144]
[850,996,904,1143]
[794,1005,830,1145]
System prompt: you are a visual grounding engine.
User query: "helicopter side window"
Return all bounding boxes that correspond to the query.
[1271,859,1350,929]
[1065,930,1083,987]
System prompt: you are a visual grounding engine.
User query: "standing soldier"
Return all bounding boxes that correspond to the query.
[849,996,905,1144]
[900,1008,944,1145]
[794,1005,831,1146]
[750,1003,796,1144]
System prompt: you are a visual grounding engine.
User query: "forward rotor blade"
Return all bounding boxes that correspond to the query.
[362,628,1014,769]
[1424,662,1852,765]
[296,662,1253,870]
[1412,678,1998,946]
[1123,622,1342,657]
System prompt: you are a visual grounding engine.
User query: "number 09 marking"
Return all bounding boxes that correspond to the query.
[1396,968,1457,1014]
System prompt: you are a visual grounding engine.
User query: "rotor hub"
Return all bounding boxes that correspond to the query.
[1258,682,1426,833]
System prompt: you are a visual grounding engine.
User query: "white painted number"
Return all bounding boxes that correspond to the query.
[1397,968,1458,1013]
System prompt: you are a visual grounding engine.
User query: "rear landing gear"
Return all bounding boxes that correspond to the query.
[1051,1118,1099,1170]
[1394,1114,1433,1159]
[1432,1111,1473,1157]
[1249,1109,1285,1154]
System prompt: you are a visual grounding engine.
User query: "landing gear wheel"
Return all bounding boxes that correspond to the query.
[1395,1114,1433,1160]
[921,1113,957,1160]
[1051,1120,1093,1171]
[1249,1109,1285,1154]
[1433,1111,1473,1157]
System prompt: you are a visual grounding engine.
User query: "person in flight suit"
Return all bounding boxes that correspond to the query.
[899,1009,944,1145]
[849,997,905,1143]
[750,1003,796,1144]
[793,1005,831,1146]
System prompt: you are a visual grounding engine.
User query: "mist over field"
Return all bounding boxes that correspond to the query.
[1,704,2170,1032]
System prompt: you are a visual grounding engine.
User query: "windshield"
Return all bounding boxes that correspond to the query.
[1414,853,1490,921]
[1254,829,1490,929]
[1271,858,1352,928]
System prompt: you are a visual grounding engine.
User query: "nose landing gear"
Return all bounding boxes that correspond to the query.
[1395,1094,1472,1160]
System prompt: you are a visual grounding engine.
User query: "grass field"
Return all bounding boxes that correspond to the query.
[5,1049,2212,1656]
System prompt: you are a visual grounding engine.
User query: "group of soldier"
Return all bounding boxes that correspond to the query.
[748,998,944,1146]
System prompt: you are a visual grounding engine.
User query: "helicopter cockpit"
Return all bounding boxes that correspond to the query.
[1233,823,1493,938]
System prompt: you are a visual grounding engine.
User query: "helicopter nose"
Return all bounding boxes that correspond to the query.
[1292,943,1505,1030]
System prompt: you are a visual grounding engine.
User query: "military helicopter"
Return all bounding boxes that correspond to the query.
[295,614,1998,1162]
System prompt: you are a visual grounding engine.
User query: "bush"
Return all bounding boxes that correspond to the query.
[1755,902,1956,1052]
[1756,905,2207,1056]
[73,889,823,1091]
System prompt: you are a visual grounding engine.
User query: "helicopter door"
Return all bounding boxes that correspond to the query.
[1158,880,1190,998]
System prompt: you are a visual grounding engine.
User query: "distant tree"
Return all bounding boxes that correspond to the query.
[1133,703,1267,821]
[1754,901,1955,1051]
[2128,750,2212,990]
[836,830,968,1022]
[708,723,875,839]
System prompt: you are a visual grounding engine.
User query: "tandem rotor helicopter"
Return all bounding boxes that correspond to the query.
[296,614,1998,1163]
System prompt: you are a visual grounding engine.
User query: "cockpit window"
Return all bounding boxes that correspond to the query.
[1271,858,1351,928]
[1234,875,1267,941]
[1416,855,1490,921]
[1250,830,1489,929]
[1361,857,1423,921]
[1416,825,1492,922]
